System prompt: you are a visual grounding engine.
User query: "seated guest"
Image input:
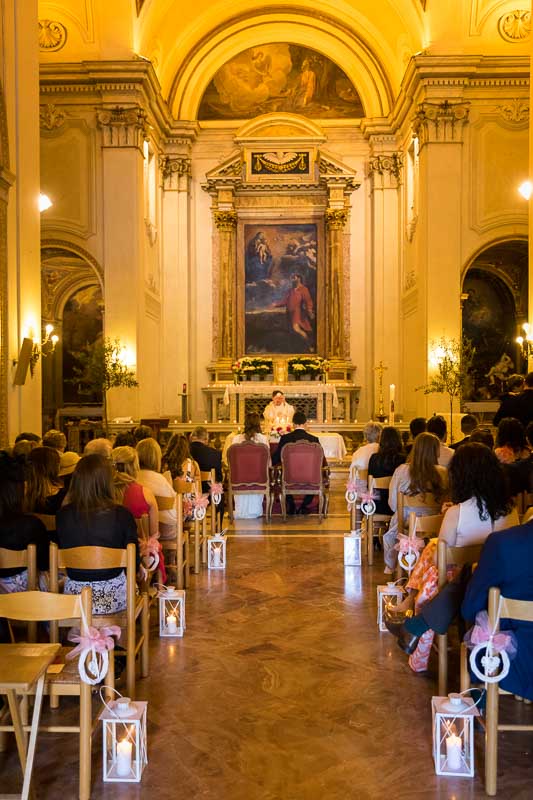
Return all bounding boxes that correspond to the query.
[382,433,448,574]
[189,426,224,523]
[367,426,406,515]
[405,417,426,456]
[229,413,270,520]
[84,437,113,458]
[350,421,383,476]
[272,411,325,515]
[494,417,530,464]
[0,452,50,593]
[162,434,201,487]
[26,446,68,516]
[395,443,518,672]
[493,374,525,427]
[450,414,478,450]
[132,425,154,445]
[113,431,136,448]
[14,432,41,445]
[58,454,140,614]
[112,446,159,538]
[42,429,67,453]
[512,370,533,428]
[12,439,38,459]
[136,438,177,540]
[469,427,495,449]
[42,428,79,487]
[427,415,454,467]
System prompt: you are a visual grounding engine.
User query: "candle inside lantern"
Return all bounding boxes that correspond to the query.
[445,733,462,771]
[166,613,178,634]
[213,547,222,568]
[116,738,133,777]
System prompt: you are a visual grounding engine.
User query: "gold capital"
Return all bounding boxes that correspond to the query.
[214,210,237,231]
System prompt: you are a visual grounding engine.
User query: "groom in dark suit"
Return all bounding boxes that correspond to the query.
[272,411,325,515]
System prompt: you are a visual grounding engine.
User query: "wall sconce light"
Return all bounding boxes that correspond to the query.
[29,324,59,376]
[516,322,533,364]
[39,193,53,212]
[518,181,532,201]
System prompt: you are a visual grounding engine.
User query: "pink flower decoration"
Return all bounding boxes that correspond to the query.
[394,533,425,554]
[66,625,121,659]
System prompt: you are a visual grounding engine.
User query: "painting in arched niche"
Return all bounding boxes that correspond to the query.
[198,44,364,120]
[62,284,104,404]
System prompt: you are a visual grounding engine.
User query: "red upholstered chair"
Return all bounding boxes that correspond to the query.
[227,442,273,523]
[280,441,328,522]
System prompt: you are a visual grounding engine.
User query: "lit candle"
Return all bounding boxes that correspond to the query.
[116,738,133,777]
[204,419,208,424]
[166,613,178,634]
[213,547,222,568]
[389,384,395,424]
[446,733,462,771]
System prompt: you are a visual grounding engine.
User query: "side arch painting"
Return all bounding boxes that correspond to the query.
[198,44,364,120]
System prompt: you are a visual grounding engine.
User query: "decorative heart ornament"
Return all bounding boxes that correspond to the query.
[470,642,510,684]
[194,506,206,521]
[361,498,376,516]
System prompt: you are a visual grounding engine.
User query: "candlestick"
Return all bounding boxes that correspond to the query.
[116,738,133,777]
[166,613,178,634]
[446,734,462,771]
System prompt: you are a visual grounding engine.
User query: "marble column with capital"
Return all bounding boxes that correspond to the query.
[325,208,349,360]
[214,209,237,361]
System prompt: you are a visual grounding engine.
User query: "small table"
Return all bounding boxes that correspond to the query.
[0,643,61,800]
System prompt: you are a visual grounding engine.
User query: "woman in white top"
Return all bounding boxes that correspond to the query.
[136,438,177,540]
[350,421,383,484]
[229,413,270,519]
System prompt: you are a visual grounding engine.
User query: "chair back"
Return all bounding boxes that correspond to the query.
[155,494,175,511]
[0,587,91,625]
[228,441,270,489]
[498,591,533,623]
[0,544,37,590]
[408,511,443,538]
[136,514,150,539]
[33,513,57,531]
[436,540,483,587]
[281,441,324,489]
[397,490,440,534]
[369,475,392,492]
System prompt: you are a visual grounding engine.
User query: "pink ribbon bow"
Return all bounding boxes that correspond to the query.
[346,480,358,495]
[193,494,209,510]
[139,535,160,558]
[210,483,223,496]
[66,625,121,660]
[464,611,518,657]
[394,533,426,554]
[360,490,377,505]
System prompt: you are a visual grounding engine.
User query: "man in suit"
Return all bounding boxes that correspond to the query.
[450,413,478,451]
[492,374,524,427]
[513,371,533,428]
[272,411,325,515]
[189,426,224,522]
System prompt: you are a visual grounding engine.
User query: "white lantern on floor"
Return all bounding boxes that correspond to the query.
[432,693,479,777]
[158,586,185,637]
[100,697,148,782]
[344,530,362,566]
[207,530,226,570]
[376,582,405,631]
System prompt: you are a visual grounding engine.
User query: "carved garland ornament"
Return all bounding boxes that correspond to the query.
[498,10,531,41]
[38,20,67,52]
[39,104,65,131]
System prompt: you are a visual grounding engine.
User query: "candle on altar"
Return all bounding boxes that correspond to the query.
[445,733,462,771]
[389,384,395,424]
[166,614,178,634]
[116,738,133,777]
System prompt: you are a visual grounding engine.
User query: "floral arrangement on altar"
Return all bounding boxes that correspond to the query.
[232,356,273,380]
[287,356,329,379]
[269,424,292,441]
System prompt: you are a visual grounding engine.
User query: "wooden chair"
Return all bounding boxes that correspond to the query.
[460,587,533,796]
[280,441,328,522]
[227,441,273,523]
[395,491,441,578]
[135,514,159,595]
[49,542,149,700]
[160,483,191,588]
[201,468,219,534]
[0,588,94,799]
[0,545,38,641]
[366,476,392,566]
[436,539,482,696]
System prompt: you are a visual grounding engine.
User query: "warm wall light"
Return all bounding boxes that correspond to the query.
[518,181,532,200]
[39,193,53,212]
[29,324,59,375]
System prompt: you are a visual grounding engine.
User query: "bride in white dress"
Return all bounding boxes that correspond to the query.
[231,413,270,519]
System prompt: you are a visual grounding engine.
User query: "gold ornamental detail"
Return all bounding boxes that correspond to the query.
[38,19,67,51]
[214,211,237,231]
[498,10,531,42]
[325,209,349,230]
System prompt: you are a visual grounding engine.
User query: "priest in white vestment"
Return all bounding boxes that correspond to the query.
[263,390,295,430]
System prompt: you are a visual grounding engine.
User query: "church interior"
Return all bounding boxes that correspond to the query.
[1,0,533,797]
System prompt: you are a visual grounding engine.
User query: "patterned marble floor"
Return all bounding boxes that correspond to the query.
[2,479,533,798]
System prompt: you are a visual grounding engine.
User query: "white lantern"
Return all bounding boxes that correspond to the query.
[158,586,185,637]
[376,582,405,632]
[344,530,362,566]
[100,697,148,782]
[432,693,479,777]
[207,531,226,570]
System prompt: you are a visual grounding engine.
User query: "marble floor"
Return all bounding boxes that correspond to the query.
[2,475,533,798]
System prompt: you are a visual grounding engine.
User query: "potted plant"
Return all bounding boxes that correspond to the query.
[232,356,273,381]
[288,356,329,381]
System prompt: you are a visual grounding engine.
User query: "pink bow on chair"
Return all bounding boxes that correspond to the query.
[193,494,209,510]
[66,626,121,659]
[464,611,517,657]
[210,483,223,496]
[139,536,160,559]
[394,533,425,554]
[360,490,377,505]
[346,480,358,495]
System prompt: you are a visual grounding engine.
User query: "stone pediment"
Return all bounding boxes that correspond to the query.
[234,113,326,147]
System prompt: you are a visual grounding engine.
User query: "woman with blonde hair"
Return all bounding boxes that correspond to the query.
[382,432,448,574]
[112,446,159,538]
[229,413,270,519]
[136,438,177,540]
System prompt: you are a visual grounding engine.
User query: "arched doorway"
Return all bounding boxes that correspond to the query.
[462,239,528,401]
[41,243,104,429]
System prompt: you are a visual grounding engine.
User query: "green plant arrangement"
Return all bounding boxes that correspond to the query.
[232,356,273,381]
[417,337,475,442]
[287,356,329,380]
[70,337,139,434]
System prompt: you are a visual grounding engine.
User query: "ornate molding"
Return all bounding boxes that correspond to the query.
[497,98,529,123]
[39,19,67,52]
[213,211,238,231]
[368,153,403,182]
[498,10,531,42]
[413,100,470,146]
[325,209,349,230]
[404,270,417,292]
[96,106,149,150]
[39,103,65,131]
[160,155,191,190]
